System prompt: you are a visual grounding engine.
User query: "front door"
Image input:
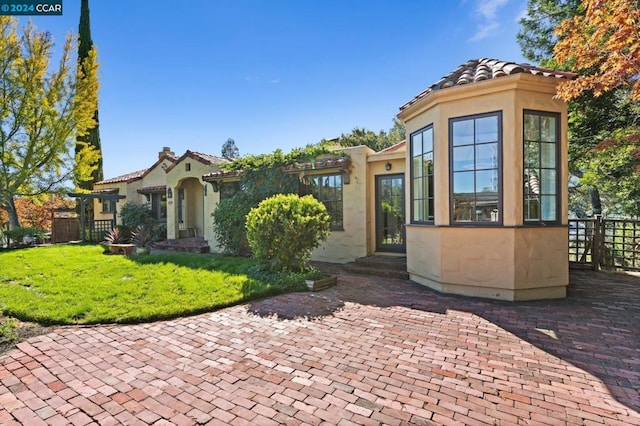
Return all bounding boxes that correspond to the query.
[376,174,406,253]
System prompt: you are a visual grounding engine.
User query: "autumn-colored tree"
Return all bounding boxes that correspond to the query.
[550,0,640,216]
[0,195,74,231]
[554,0,640,101]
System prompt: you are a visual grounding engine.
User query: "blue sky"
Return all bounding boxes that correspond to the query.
[24,0,528,179]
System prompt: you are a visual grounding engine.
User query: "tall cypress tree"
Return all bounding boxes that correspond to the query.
[75,0,103,221]
[76,0,103,189]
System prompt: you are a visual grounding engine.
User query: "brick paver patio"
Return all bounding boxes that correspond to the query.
[1,268,639,425]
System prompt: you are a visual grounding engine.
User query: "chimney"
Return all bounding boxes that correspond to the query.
[159,146,175,159]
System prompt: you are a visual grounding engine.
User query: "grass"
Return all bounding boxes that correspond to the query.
[0,244,309,325]
[0,317,19,344]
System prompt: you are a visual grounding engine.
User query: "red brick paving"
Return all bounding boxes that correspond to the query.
[1,268,639,425]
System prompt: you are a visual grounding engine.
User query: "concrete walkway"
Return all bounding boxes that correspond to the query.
[1,268,639,425]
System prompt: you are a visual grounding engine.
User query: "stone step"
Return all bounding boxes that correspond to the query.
[354,255,408,271]
[152,238,210,254]
[344,256,409,280]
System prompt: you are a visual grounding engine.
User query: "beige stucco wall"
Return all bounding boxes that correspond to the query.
[406,226,567,301]
[366,147,406,255]
[312,146,372,263]
[92,180,141,225]
[399,73,569,300]
[141,158,173,191]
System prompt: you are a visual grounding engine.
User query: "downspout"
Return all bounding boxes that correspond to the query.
[203,183,206,240]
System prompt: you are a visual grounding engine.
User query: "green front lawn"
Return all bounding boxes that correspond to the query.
[0,244,307,325]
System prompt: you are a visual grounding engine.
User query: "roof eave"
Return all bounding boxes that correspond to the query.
[398,73,566,122]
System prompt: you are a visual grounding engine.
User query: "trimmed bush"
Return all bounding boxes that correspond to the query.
[246,194,331,272]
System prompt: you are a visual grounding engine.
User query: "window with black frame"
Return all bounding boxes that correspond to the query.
[450,112,502,224]
[151,193,167,221]
[101,198,115,214]
[410,125,434,223]
[524,111,560,224]
[306,173,343,230]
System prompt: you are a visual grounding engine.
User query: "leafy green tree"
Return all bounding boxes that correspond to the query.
[552,0,640,216]
[331,118,406,152]
[518,0,640,217]
[517,0,582,66]
[387,118,406,144]
[221,138,239,160]
[246,194,331,272]
[579,131,640,216]
[0,17,99,229]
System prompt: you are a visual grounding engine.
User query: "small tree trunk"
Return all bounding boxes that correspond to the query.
[6,197,21,229]
[590,187,602,216]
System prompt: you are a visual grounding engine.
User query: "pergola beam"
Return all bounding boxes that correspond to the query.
[67,192,126,241]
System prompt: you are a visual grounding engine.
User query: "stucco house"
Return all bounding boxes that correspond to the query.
[91,148,228,250]
[92,57,573,301]
[202,143,407,263]
[92,147,178,226]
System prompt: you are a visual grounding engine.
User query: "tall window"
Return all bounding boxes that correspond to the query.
[524,111,560,223]
[450,112,501,224]
[411,125,434,223]
[307,174,343,230]
[151,193,167,221]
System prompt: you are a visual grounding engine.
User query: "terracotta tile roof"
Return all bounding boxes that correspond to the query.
[282,157,350,173]
[399,58,576,111]
[137,185,166,194]
[377,140,406,154]
[187,150,227,165]
[202,157,351,181]
[202,170,242,181]
[164,150,229,173]
[91,187,119,194]
[95,169,147,185]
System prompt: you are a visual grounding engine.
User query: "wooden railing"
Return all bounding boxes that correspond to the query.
[569,217,640,271]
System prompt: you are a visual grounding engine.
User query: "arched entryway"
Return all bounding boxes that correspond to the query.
[175,177,204,238]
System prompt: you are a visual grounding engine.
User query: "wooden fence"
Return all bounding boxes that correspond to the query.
[569,216,640,271]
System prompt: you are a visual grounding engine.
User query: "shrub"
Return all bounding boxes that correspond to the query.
[131,224,153,248]
[246,194,331,272]
[211,145,335,255]
[119,202,155,229]
[119,202,165,242]
[103,227,126,244]
[212,193,252,256]
[3,227,45,247]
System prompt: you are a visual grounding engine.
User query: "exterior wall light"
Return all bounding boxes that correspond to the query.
[167,188,173,199]
[385,162,392,171]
